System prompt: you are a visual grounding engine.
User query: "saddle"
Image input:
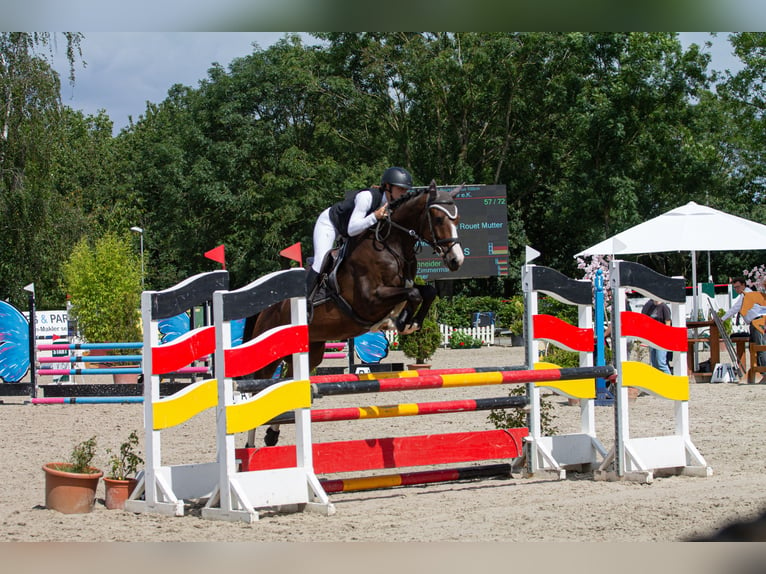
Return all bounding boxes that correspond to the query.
[307,240,398,330]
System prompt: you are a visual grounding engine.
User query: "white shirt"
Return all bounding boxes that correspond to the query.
[346,190,387,237]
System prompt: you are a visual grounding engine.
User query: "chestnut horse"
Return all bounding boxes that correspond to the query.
[243,180,464,445]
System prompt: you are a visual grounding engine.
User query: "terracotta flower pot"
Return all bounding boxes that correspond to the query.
[112,371,140,385]
[43,463,103,514]
[407,363,431,370]
[103,477,138,510]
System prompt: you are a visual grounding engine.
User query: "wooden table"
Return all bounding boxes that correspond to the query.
[687,320,748,381]
[687,320,718,381]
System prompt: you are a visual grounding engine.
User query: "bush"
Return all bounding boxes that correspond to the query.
[399,317,442,363]
[433,295,526,331]
[487,386,558,435]
[62,233,142,347]
[448,330,482,349]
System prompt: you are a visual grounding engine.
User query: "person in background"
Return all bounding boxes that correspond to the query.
[641,298,672,374]
[722,276,766,375]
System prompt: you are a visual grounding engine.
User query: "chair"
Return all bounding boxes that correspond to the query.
[748,343,766,383]
[740,292,766,383]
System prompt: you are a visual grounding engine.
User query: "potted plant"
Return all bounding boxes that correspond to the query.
[509,318,525,346]
[42,436,103,514]
[399,317,443,369]
[103,430,144,510]
[62,233,143,383]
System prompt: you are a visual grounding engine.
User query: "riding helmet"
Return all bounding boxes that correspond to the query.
[381,167,413,190]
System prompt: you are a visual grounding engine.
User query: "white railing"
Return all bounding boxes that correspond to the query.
[383,324,495,347]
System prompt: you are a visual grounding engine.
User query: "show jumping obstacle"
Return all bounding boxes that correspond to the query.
[72,259,706,522]
[124,270,229,518]
[233,362,613,491]
[595,260,712,483]
[34,337,343,397]
[522,264,608,478]
[125,268,334,523]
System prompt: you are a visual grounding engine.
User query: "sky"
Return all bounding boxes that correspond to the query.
[51,32,745,135]
[53,32,314,134]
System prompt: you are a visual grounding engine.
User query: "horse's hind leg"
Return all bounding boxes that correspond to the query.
[264,424,281,446]
[244,424,280,447]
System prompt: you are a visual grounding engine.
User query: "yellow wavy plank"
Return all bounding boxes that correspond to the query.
[152,378,218,430]
[533,362,596,399]
[226,379,311,435]
[621,361,688,401]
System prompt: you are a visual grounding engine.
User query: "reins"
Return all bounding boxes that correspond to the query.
[375,193,461,257]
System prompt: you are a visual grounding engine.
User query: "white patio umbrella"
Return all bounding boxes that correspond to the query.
[575,201,766,319]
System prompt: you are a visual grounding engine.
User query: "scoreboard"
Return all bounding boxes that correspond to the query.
[415,184,509,281]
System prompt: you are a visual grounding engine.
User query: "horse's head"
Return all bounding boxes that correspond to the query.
[425,180,464,271]
[387,179,464,271]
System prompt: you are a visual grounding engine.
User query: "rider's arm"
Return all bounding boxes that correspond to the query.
[347,190,383,236]
[722,294,744,322]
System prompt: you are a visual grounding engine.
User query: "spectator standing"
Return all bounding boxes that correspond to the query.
[641,298,672,374]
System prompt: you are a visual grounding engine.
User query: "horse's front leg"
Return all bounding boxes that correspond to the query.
[405,284,436,331]
[371,285,424,334]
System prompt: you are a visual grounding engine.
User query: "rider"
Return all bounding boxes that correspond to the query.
[306,166,413,296]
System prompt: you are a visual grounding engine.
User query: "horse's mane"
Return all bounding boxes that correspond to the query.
[388,187,429,211]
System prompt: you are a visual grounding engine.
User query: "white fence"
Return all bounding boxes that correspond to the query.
[383,324,495,347]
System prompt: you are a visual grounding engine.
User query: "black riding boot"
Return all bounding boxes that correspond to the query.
[306,268,320,299]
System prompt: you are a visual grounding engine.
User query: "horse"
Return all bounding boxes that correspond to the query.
[243,180,465,445]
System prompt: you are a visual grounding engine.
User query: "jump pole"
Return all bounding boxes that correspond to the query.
[264,395,529,424]
[32,396,143,404]
[320,463,512,493]
[235,365,616,396]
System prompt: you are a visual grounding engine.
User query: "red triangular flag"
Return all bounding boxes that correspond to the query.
[279,242,303,267]
[204,244,226,269]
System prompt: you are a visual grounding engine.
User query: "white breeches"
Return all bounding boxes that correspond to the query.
[312,208,338,273]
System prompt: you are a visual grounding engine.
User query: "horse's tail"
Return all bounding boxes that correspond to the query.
[242,312,260,344]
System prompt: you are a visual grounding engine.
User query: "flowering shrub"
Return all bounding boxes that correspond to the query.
[448,331,482,349]
[743,265,766,291]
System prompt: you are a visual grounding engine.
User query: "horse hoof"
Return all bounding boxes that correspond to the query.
[264,427,280,446]
[399,324,419,336]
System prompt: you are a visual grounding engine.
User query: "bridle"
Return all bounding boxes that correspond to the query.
[376,192,461,259]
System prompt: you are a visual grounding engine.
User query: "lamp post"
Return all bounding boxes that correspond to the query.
[130,226,144,289]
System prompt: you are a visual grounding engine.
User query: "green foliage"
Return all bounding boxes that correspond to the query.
[106,430,143,480]
[498,297,525,334]
[487,386,558,436]
[433,295,525,329]
[448,330,483,349]
[53,436,98,474]
[399,317,443,363]
[8,32,766,310]
[62,233,142,346]
[540,346,581,368]
[717,308,733,337]
[538,296,579,327]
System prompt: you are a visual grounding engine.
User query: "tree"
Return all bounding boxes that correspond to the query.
[0,33,84,308]
[62,233,142,345]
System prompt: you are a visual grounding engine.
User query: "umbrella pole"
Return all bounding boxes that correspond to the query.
[692,250,700,372]
[692,249,699,321]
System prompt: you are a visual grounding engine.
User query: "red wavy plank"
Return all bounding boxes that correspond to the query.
[533,314,594,352]
[224,324,308,377]
[620,311,687,351]
[151,326,215,374]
